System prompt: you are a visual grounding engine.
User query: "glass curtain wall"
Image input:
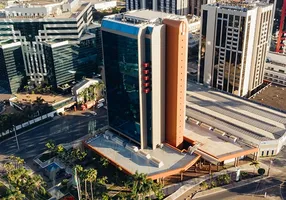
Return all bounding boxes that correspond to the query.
[102,31,141,143]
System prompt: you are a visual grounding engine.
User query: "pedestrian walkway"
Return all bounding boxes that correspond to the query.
[164,161,274,200]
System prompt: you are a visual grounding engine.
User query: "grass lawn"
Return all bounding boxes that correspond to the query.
[0,182,8,198]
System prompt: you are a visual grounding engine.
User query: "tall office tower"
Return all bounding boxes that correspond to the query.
[189,0,216,16]
[0,0,102,93]
[126,0,189,15]
[275,0,286,53]
[101,10,188,149]
[198,2,273,97]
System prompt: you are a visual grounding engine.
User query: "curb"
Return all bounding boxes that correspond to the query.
[0,116,61,145]
[192,176,268,199]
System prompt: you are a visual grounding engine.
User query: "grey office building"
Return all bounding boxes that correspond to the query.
[0,0,102,93]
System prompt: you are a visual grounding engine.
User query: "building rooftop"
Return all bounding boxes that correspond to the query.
[0,0,90,19]
[186,82,286,144]
[184,120,258,163]
[250,84,286,112]
[103,10,185,26]
[208,0,272,11]
[124,10,172,21]
[266,52,286,68]
[84,130,200,180]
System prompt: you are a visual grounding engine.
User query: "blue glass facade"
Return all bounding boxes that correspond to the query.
[102,20,140,36]
[102,31,141,143]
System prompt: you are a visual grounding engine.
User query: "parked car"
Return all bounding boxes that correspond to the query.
[97,103,104,109]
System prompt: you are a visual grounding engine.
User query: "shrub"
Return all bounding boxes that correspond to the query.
[210,180,217,188]
[258,168,265,175]
[200,181,209,190]
[241,171,248,178]
[61,179,69,186]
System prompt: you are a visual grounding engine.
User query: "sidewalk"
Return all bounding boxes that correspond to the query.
[192,176,268,199]
[164,161,274,200]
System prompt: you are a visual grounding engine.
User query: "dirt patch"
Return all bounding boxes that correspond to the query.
[251,85,286,111]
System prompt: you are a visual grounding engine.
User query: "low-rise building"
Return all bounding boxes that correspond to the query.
[71,78,103,104]
[264,52,286,86]
[186,81,286,157]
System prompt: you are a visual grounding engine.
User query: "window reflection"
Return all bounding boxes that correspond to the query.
[102,31,141,143]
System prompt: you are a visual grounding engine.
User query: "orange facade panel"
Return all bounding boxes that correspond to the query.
[163,19,188,148]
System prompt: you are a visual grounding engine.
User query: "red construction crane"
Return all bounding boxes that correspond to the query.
[276,0,286,53]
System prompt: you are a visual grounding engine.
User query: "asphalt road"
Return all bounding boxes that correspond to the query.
[195,178,283,200]
[0,108,108,160]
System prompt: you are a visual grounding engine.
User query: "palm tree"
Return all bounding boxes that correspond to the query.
[8,156,24,169]
[34,96,44,105]
[87,168,97,200]
[31,174,46,196]
[74,165,83,199]
[126,171,154,200]
[3,187,25,200]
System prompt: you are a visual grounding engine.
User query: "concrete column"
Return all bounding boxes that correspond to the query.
[234,157,237,167]
[209,163,211,174]
[180,172,184,181]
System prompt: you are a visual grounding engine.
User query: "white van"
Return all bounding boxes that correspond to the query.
[97,103,104,108]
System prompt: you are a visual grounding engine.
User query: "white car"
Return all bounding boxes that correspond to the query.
[97,103,104,108]
[92,111,97,116]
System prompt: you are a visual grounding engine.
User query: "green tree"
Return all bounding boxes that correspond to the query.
[3,187,25,200]
[4,162,15,178]
[152,182,164,200]
[100,157,109,168]
[24,85,29,93]
[45,140,56,153]
[87,168,97,200]
[74,165,83,199]
[8,156,24,169]
[126,171,158,200]
[30,174,46,196]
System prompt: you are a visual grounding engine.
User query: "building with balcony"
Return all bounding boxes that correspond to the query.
[0,0,102,93]
[198,1,273,97]
[264,52,286,86]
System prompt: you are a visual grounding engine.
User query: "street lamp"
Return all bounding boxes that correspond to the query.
[267,159,273,176]
[13,125,20,150]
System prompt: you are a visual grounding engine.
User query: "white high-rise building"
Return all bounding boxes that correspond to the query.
[198,2,273,97]
[126,0,189,15]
